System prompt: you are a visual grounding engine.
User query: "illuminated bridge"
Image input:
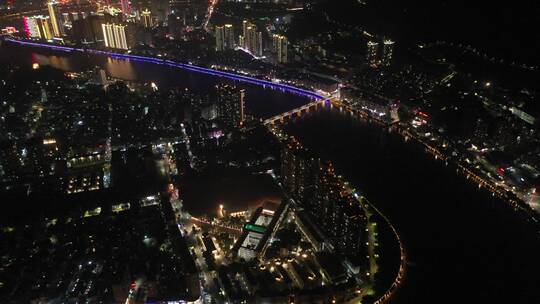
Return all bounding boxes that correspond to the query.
[3,38,326,101]
[263,98,331,125]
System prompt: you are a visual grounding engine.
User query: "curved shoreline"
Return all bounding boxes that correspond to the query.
[365,197,406,304]
[269,121,405,304]
[276,106,539,303]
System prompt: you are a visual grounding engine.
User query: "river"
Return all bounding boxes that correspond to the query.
[1,43,539,304]
[0,42,310,119]
[284,108,540,304]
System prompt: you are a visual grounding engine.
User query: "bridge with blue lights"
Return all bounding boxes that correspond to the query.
[3,38,326,101]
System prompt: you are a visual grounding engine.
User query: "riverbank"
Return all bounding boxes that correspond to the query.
[1,37,325,100]
[329,100,540,224]
[267,123,404,304]
[282,107,540,304]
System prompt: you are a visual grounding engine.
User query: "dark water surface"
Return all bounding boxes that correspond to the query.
[0,43,309,119]
[285,108,540,304]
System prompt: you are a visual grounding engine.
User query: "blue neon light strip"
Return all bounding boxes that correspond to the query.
[5,38,325,100]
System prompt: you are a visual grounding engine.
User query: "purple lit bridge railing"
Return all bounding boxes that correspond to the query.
[4,38,326,101]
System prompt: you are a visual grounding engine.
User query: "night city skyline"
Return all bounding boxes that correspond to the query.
[0,1,538,304]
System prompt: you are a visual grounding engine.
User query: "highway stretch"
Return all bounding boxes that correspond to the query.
[2,37,326,101]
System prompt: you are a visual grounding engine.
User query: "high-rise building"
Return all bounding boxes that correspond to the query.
[99,69,108,86]
[281,138,301,198]
[215,25,224,51]
[215,84,245,128]
[314,164,367,256]
[240,20,262,57]
[331,195,367,255]
[61,12,70,25]
[280,138,321,204]
[215,24,235,51]
[23,16,53,40]
[73,13,117,43]
[71,12,80,21]
[366,40,378,66]
[23,16,39,38]
[47,1,62,37]
[72,16,93,43]
[102,23,134,50]
[245,25,253,49]
[280,140,367,257]
[141,8,152,28]
[342,204,367,255]
[38,17,54,40]
[251,30,263,57]
[382,39,394,67]
[244,25,253,50]
[238,35,245,48]
[314,163,341,230]
[272,34,278,51]
[272,34,288,63]
[224,24,235,49]
[242,20,249,39]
